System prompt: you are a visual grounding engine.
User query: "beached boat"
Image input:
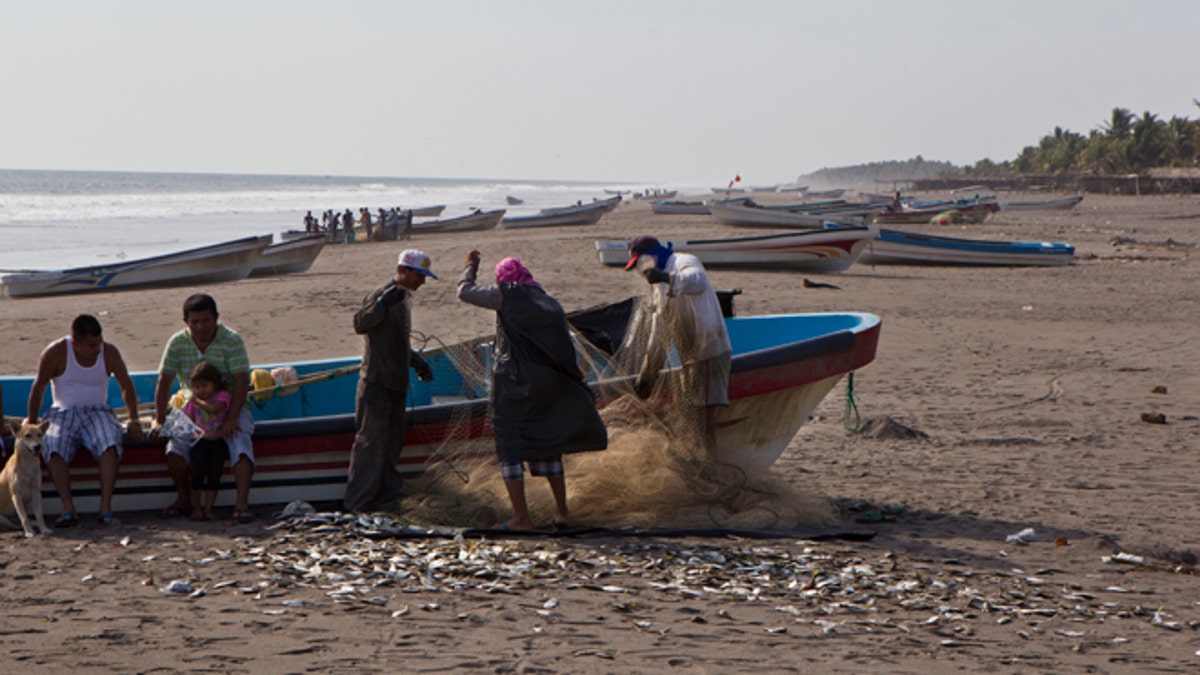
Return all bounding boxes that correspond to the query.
[841,226,1075,266]
[502,202,607,229]
[0,236,272,298]
[999,195,1085,211]
[1,304,881,512]
[707,202,866,228]
[595,226,878,272]
[650,199,708,215]
[407,205,445,218]
[869,201,1000,225]
[249,234,327,277]
[540,195,621,214]
[410,209,506,234]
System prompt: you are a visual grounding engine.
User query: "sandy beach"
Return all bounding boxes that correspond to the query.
[2,192,1200,672]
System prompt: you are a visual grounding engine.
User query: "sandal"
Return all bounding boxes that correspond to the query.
[98,513,122,528]
[161,505,186,518]
[55,512,79,528]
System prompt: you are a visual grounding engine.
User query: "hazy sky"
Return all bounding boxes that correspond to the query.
[3,1,1197,185]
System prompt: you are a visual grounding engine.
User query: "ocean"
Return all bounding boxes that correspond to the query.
[0,169,660,270]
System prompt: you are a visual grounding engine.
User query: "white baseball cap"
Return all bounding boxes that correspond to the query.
[397,249,438,278]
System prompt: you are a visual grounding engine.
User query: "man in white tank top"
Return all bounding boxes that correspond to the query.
[26,314,143,528]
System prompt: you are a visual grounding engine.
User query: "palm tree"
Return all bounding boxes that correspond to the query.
[1102,107,1135,141]
[1128,112,1168,169]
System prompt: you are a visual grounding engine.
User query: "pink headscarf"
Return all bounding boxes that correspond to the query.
[494,257,541,288]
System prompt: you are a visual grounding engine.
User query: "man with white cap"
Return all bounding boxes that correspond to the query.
[344,249,436,512]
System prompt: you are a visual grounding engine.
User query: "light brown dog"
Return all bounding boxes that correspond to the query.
[1,420,52,537]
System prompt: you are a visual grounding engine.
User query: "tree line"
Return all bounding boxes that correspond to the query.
[968,103,1200,176]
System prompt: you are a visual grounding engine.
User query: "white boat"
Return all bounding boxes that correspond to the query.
[999,195,1085,211]
[708,202,865,228]
[410,209,506,234]
[503,203,607,229]
[406,205,446,218]
[249,235,327,277]
[0,236,272,298]
[595,226,878,272]
[540,195,621,214]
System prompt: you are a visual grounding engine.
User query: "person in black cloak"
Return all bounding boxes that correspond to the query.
[457,250,607,530]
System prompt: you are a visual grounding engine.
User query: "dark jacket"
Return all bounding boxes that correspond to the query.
[354,280,411,393]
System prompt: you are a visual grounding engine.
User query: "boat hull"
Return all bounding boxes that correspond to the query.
[2,312,881,513]
[249,235,326,277]
[855,228,1074,266]
[411,209,505,233]
[595,227,878,272]
[0,236,272,298]
[502,204,607,229]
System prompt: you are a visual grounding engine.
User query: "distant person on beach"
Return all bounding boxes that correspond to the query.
[329,211,340,243]
[304,210,317,233]
[360,208,373,242]
[400,210,414,240]
[457,251,606,530]
[343,208,355,243]
[625,235,731,454]
[149,294,257,523]
[25,313,143,528]
[344,249,437,513]
[181,361,230,522]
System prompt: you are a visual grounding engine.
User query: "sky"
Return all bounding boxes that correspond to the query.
[2,0,1198,186]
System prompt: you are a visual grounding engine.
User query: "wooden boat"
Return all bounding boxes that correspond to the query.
[0,236,272,298]
[595,226,878,272]
[540,195,621,214]
[842,226,1075,266]
[502,202,607,229]
[249,234,327,277]
[2,304,881,512]
[869,201,1000,225]
[410,209,505,234]
[999,195,1085,211]
[505,195,524,205]
[707,202,866,228]
[806,188,847,199]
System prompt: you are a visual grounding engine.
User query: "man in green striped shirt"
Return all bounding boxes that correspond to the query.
[149,294,256,522]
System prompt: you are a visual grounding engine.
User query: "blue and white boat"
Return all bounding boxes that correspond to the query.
[2,304,881,513]
[848,227,1074,266]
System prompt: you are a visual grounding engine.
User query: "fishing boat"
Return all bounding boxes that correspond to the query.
[407,204,446,218]
[2,303,881,512]
[869,201,1000,225]
[650,199,711,215]
[249,234,327,277]
[707,202,867,228]
[0,236,272,298]
[505,195,524,205]
[410,209,506,234]
[540,195,621,214]
[595,226,878,272]
[844,226,1075,266]
[999,195,1085,211]
[502,202,607,229]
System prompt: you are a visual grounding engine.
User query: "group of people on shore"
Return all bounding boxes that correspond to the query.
[2,293,256,527]
[2,234,731,532]
[304,207,414,244]
[346,235,731,530]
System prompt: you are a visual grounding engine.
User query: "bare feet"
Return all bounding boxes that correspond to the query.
[191,509,208,522]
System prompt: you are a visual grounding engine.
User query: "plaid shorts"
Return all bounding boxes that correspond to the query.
[42,404,125,463]
[501,457,564,482]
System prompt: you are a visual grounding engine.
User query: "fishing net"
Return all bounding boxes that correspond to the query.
[393,278,835,531]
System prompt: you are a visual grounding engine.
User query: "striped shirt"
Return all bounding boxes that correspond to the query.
[158,323,250,395]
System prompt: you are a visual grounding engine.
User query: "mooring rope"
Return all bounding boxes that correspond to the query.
[843,371,861,432]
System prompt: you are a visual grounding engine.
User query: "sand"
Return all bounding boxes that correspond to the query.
[2,193,1200,672]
